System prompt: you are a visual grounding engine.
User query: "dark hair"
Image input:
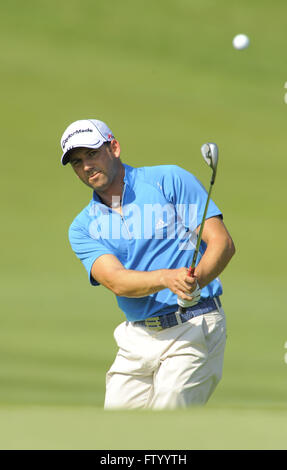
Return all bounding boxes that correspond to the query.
[67,142,111,163]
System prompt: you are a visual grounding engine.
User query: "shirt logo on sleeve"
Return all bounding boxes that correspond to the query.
[155,219,167,230]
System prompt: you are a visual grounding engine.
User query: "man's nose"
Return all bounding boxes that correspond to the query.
[83,158,94,171]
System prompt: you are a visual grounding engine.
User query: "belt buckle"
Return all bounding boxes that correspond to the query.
[144,316,162,331]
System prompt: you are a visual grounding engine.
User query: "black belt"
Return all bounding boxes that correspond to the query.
[133,297,221,332]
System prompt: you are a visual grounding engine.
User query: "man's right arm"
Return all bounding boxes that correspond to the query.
[91,254,198,300]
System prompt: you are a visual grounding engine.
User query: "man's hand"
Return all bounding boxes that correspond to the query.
[161,268,199,301]
[177,281,201,308]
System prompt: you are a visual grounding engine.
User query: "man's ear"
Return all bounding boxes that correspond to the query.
[110,139,121,158]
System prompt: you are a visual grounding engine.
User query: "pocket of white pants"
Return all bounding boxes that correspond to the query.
[113,321,126,345]
[201,311,226,353]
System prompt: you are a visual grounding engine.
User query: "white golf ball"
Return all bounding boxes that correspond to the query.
[232,34,250,50]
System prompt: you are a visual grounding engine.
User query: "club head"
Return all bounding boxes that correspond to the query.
[201,143,218,172]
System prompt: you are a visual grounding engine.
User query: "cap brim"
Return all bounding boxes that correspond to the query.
[61,140,107,166]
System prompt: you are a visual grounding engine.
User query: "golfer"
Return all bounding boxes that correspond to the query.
[61,119,235,409]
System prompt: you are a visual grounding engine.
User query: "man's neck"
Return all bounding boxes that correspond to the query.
[96,165,125,209]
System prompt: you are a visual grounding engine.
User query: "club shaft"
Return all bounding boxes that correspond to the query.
[188,176,215,274]
[177,171,216,315]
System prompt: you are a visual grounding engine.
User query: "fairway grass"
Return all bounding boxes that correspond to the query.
[0,405,286,450]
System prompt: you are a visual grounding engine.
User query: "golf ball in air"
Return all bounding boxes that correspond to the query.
[232,34,250,50]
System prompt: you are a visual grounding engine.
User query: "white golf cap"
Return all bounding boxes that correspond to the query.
[60,119,115,165]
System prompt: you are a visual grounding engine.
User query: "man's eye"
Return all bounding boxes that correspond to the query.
[71,160,80,166]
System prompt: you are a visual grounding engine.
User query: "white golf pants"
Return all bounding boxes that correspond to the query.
[104,306,226,410]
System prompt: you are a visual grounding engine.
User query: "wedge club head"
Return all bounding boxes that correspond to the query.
[201,143,218,183]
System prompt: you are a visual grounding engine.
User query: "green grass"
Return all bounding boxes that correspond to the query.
[1,405,287,450]
[1,0,287,450]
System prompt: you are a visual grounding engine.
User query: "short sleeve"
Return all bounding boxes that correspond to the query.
[160,165,222,228]
[68,219,116,286]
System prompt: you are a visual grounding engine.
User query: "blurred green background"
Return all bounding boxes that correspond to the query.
[0,0,287,449]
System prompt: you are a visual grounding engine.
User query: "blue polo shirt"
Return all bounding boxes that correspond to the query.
[69,164,223,321]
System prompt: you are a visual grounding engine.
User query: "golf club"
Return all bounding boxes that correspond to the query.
[177,142,219,314]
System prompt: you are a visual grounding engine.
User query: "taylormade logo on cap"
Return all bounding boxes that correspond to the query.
[60,119,114,166]
[62,128,93,150]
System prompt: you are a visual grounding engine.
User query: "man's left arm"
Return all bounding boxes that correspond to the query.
[194,216,235,288]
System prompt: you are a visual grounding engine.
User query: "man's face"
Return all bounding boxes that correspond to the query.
[69,140,121,193]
